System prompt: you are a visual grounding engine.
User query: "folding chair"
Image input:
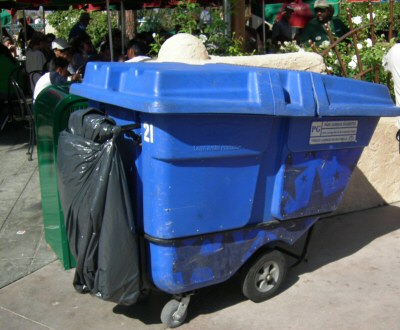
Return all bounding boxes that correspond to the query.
[9,77,35,161]
[28,70,44,95]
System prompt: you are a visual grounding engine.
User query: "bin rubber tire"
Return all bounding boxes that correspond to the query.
[242,250,287,303]
[161,299,187,328]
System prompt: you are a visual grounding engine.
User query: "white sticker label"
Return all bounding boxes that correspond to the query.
[310,120,358,145]
[143,123,154,143]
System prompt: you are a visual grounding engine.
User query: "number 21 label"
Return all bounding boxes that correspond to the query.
[143,123,154,143]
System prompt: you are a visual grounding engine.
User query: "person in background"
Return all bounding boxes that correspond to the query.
[17,17,36,47]
[199,6,212,29]
[2,27,13,42]
[100,28,124,61]
[299,0,349,46]
[69,32,96,73]
[271,6,299,45]
[45,33,56,50]
[33,57,80,102]
[47,38,71,71]
[52,38,70,59]
[2,36,17,58]
[0,42,16,64]
[125,38,150,63]
[69,12,91,42]
[90,40,112,62]
[34,16,42,25]
[25,32,48,92]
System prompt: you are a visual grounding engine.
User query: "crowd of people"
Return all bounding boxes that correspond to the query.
[1,12,152,101]
[1,2,399,104]
[271,0,349,47]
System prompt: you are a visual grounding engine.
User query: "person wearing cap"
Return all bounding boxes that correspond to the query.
[272,6,300,45]
[52,38,70,59]
[47,38,72,72]
[299,0,349,46]
[68,12,91,43]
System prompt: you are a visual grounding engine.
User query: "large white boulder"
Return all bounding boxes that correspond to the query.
[156,33,326,73]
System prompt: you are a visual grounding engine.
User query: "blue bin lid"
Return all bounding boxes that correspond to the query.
[70,62,399,117]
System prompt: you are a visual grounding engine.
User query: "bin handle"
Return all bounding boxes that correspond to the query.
[114,123,142,146]
[120,123,141,132]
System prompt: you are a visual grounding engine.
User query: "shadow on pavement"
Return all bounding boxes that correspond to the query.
[112,200,400,325]
[0,121,31,147]
[284,204,400,289]
[113,276,246,325]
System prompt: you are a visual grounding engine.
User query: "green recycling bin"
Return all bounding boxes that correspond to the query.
[34,84,88,269]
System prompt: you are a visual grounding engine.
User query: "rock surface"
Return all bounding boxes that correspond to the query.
[156,33,326,73]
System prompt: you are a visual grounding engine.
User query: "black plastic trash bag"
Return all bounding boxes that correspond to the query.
[57,108,140,305]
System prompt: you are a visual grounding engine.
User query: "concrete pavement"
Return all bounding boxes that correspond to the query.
[1,121,400,329]
[0,122,57,289]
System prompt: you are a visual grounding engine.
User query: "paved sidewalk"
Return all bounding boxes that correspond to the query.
[1,122,400,329]
[0,204,399,330]
[0,122,57,289]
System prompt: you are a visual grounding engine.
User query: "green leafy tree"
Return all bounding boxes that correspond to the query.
[137,9,173,34]
[171,0,201,34]
[138,1,251,56]
[339,2,400,38]
[46,9,117,47]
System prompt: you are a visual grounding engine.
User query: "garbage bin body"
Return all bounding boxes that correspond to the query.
[70,62,399,293]
[34,84,88,269]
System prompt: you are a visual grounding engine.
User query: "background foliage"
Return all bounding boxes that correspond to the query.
[46,2,397,90]
[46,9,117,47]
[277,2,398,88]
[138,1,250,56]
[339,2,400,35]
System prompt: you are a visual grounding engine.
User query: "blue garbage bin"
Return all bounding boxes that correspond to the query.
[70,62,399,327]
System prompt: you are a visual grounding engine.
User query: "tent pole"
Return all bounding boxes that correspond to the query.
[262,0,265,54]
[23,10,27,55]
[42,6,45,34]
[121,1,126,56]
[223,0,231,37]
[0,11,3,40]
[106,0,114,61]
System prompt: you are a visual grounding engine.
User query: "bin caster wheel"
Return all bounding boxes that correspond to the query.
[242,250,287,303]
[161,296,190,328]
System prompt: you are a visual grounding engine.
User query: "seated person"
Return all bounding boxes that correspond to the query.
[89,41,112,62]
[125,38,150,63]
[2,36,17,58]
[0,43,19,100]
[271,6,299,45]
[0,42,16,64]
[26,32,48,92]
[47,38,71,72]
[69,32,96,73]
[33,57,79,102]
[52,38,70,59]
[299,0,349,46]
